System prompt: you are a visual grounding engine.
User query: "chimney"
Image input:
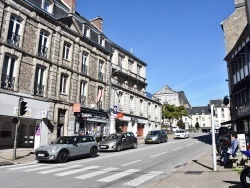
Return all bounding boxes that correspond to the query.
[61,0,76,12]
[90,16,103,31]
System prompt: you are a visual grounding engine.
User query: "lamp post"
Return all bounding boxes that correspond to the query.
[211,104,217,171]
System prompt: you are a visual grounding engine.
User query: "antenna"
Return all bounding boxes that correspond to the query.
[130,48,133,54]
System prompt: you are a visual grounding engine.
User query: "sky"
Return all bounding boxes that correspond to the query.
[76,0,235,107]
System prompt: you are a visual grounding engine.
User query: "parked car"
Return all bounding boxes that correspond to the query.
[145,130,168,144]
[174,129,189,139]
[98,132,137,152]
[35,135,98,163]
[172,126,179,133]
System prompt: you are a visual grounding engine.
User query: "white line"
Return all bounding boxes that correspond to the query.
[38,165,82,174]
[150,152,167,158]
[55,165,99,176]
[186,143,194,146]
[97,169,140,182]
[75,167,119,180]
[124,171,163,186]
[23,163,69,172]
[8,164,45,170]
[0,162,37,169]
[172,147,183,151]
[122,160,141,166]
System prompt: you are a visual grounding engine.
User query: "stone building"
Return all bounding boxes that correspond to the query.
[222,0,250,135]
[0,0,113,148]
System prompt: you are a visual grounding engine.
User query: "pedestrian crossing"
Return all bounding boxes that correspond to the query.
[2,163,164,187]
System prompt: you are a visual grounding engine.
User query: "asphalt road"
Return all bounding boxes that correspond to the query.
[0,133,212,188]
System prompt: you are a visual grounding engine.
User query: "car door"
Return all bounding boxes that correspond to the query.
[79,136,93,154]
[69,136,82,157]
[125,132,133,147]
[121,133,129,149]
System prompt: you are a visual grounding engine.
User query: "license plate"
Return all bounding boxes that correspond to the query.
[38,153,45,156]
[100,146,106,149]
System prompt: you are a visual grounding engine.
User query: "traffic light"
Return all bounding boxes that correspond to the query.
[20,101,27,116]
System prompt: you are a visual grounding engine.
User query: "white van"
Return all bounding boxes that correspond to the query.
[172,126,179,133]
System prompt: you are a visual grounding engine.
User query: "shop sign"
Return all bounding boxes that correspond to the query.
[76,112,107,120]
[117,112,123,119]
[14,107,31,116]
[237,104,250,117]
[73,103,81,112]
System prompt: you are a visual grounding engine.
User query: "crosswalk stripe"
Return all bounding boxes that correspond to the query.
[8,164,45,170]
[55,166,100,176]
[75,167,119,180]
[123,171,163,186]
[22,163,68,172]
[97,169,140,182]
[37,165,82,174]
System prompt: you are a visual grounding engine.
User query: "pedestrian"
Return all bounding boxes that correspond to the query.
[79,131,84,136]
[220,133,239,166]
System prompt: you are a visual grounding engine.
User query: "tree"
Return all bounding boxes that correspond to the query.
[177,119,185,129]
[195,122,200,130]
[162,104,188,129]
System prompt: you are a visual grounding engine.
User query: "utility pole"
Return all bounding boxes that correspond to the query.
[211,104,217,171]
[13,97,21,160]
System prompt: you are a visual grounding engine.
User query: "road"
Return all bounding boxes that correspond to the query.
[0,133,212,188]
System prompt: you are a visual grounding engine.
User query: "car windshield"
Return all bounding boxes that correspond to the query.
[53,136,73,144]
[106,133,122,140]
[176,130,185,133]
[148,131,159,135]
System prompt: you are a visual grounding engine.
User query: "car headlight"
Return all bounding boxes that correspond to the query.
[152,137,157,140]
[50,146,58,153]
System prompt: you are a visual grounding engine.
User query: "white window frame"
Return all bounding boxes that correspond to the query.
[42,0,53,13]
[137,65,141,76]
[7,16,21,45]
[63,42,70,60]
[82,52,88,73]
[83,25,90,38]
[38,31,48,56]
[99,35,105,47]
[60,74,68,94]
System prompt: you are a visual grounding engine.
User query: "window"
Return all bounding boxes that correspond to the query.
[7,16,21,47]
[99,35,105,47]
[80,81,86,105]
[118,54,123,69]
[98,60,104,81]
[60,74,68,94]
[96,86,103,109]
[34,66,45,96]
[42,0,52,13]
[140,99,143,116]
[63,42,70,60]
[81,52,88,74]
[137,65,141,76]
[38,31,48,58]
[1,55,15,90]
[128,60,133,72]
[130,96,134,114]
[83,25,90,38]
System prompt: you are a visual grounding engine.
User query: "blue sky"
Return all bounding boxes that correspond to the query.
[76,0,235,107]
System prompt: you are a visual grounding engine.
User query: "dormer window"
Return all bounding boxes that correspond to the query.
[137,64,142,76]
[83,24,90,38]
[99,35,105,47]
[42,0,53,14]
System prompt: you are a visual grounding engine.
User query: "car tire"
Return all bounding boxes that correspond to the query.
[158,139,161,144]
[133,142,137,149]
[90,147,98,158]
[58,151,68,163]
[145,141,148,144]
[116,144,122,152]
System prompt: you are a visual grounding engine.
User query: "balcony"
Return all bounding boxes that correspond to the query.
[130,108,134,114]
[34,83,44,96]
[118,105,123,112]
[140,111,144,116]
[38,46,48,58]
[98,72,103,81]
[81,64,88,75]
[1,74,15,90]
[97,100,102,109]
[7,33,20,47]
[80,95,86,106]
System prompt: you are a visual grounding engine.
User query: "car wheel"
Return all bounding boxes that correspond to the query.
[133,142,137,149]
[116,144,122,152]
[90,147,98,158]
[58,151,68,163]
[158,139,161,144]
[145,141,148,144]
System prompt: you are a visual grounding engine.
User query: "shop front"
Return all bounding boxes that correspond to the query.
[74,107,109,141]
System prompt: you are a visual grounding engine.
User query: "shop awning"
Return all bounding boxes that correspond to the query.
[221,120,233,125]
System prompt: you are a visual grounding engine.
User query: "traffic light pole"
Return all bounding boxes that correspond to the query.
[13,97,22,160]
[211,104,217,171]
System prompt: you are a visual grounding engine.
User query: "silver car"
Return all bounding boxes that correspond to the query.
[98,132,137,152]
[145,130,168,144]
[35,136,98,163]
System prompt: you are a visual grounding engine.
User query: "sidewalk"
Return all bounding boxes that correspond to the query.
[0,136,245,188]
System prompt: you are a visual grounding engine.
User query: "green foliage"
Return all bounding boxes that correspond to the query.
[177,119,185,129]
[195,122,200,129]
[162,104,188,128]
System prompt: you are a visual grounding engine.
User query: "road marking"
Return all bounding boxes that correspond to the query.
[8,164,45,170]
[55,165,99,176]
[124,171,163,186]
[186,143,194,146]
[122,160,141,166]
[22,163,69,172]
[173,147,183,151]
[0,162,37,169]
[97,169,140,182]
[150,152,167,158]
[38,164,82,174]
[75,167,119,180]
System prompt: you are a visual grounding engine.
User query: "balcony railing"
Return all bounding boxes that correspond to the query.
[81,64,88,75]
[7,32,20,47]
[1,74,15,90]
[98,72,103,81]
[97,100,102,109]
[34,83,44,96]
[38,46,48,58]
[80,95,86,106]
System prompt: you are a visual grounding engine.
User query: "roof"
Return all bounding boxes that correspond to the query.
[154,85,176,95]
[187,106,210,115]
